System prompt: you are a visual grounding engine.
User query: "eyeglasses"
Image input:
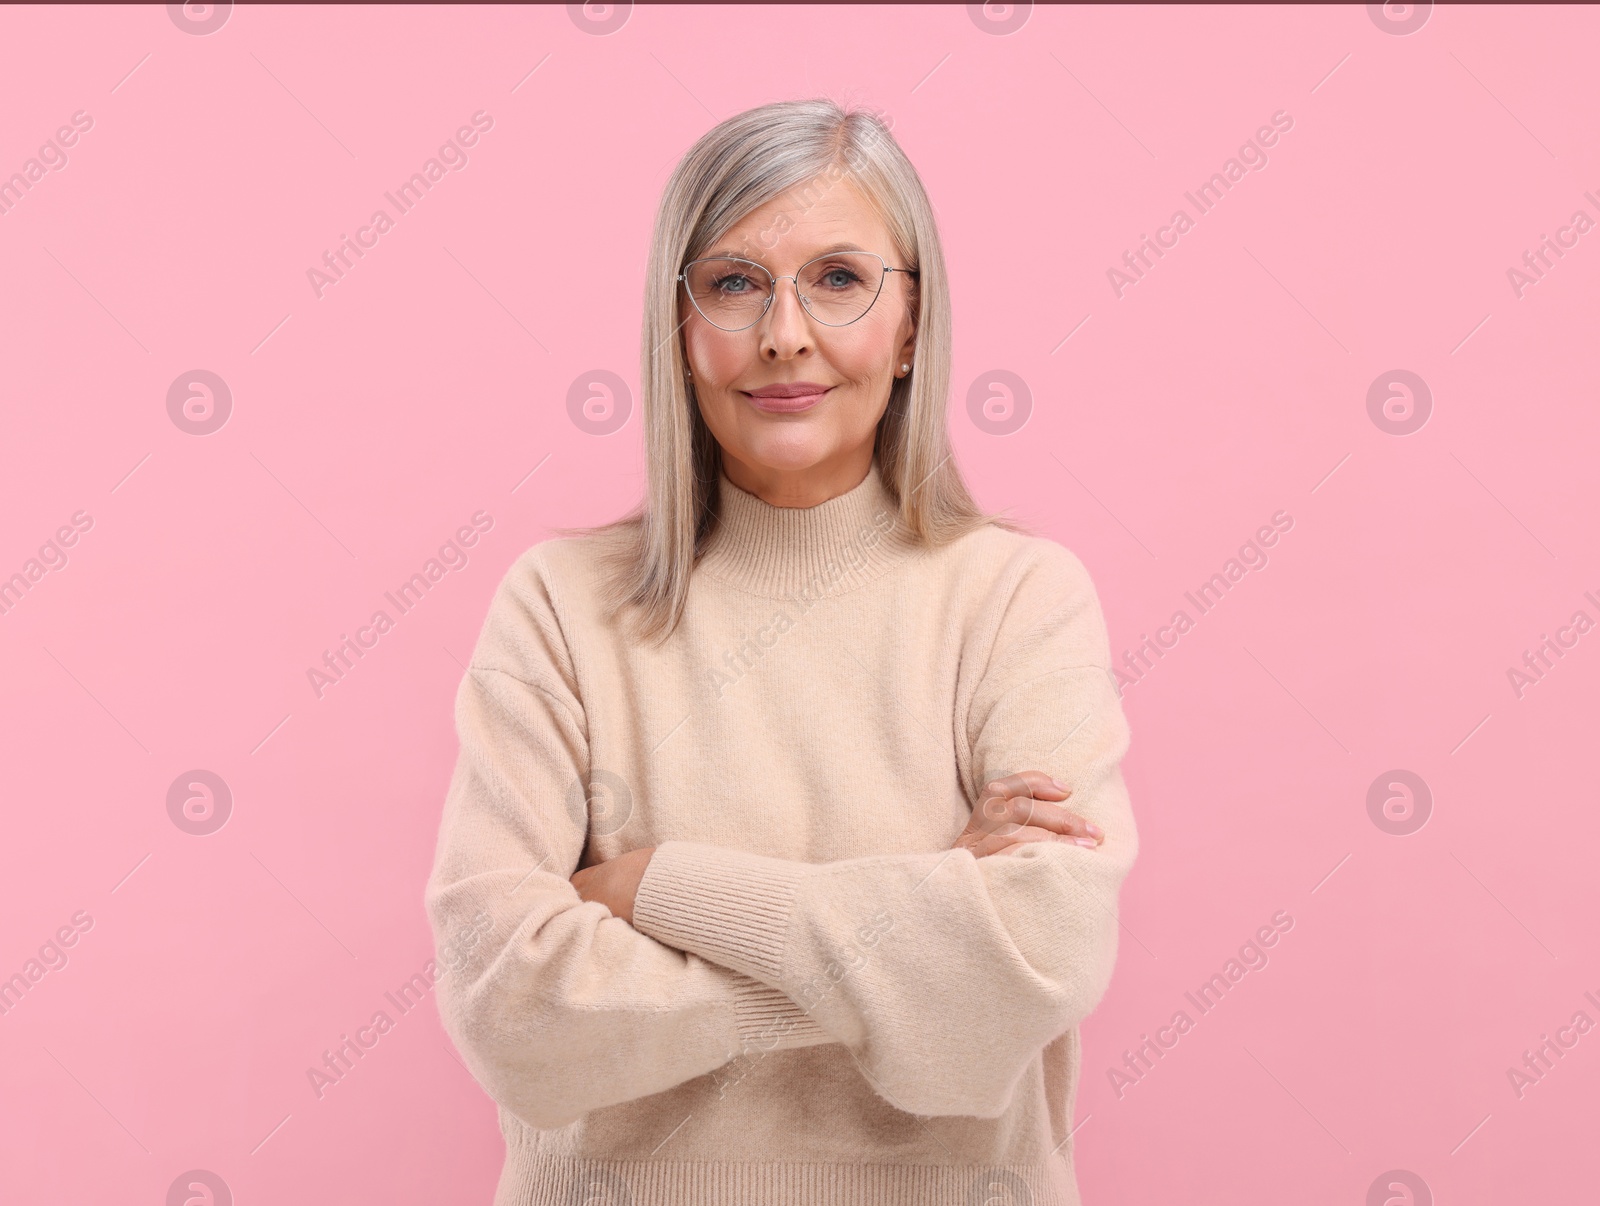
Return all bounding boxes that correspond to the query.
[678,250,917,332]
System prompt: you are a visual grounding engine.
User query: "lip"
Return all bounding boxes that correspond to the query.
[741,383,833,413]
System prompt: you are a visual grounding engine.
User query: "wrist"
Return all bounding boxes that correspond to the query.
[620,845,655,924]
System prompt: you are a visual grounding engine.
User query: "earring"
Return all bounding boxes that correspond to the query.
[900,363,910,375]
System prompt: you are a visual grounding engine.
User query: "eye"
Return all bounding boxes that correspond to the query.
[711,272,755,294]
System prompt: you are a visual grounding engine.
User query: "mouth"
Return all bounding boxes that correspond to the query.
[740,386,833,413]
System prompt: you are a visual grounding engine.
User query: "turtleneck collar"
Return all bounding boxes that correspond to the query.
[695,458,920,600]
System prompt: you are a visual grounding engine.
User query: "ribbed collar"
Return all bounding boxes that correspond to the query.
[695,458,919,601]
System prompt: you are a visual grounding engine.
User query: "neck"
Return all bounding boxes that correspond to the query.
[695,455,918,600]
[719,447,876,510]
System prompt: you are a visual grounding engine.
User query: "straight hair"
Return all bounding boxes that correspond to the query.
[558,97,1029,643]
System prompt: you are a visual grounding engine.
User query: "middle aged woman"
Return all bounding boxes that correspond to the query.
[426,96,1138,1206]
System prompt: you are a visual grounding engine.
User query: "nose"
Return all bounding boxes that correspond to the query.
[758,274,813,359]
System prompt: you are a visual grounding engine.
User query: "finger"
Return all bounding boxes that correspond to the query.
[963,824,1061,859]
[992,829,1107,856]
[1015,801,1102,840]
[973,794,1101,841]
[977,772,1072,829]
[981,770,1070,803]
[975,772,1067,832]
[972,791,1042,836]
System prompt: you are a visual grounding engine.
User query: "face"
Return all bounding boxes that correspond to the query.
[680,176,918,499]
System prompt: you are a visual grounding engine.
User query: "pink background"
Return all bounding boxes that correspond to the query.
[2,3,1596,1203]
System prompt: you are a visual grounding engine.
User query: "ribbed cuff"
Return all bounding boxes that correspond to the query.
[728,978,834,1052]
[632,840,806,984]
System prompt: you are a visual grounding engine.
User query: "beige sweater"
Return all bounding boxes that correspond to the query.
[425,457,1138,1206]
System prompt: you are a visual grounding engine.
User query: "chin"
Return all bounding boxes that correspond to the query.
[731,434,839,473]
[743,449,833,474]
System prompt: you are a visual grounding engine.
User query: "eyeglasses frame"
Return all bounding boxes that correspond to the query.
[676,249,918,332]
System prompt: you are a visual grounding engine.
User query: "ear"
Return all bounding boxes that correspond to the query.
[896,326,917,370]
[897,277,919,361]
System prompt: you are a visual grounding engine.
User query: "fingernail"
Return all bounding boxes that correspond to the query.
[1074,836,1098,847]
[1087,823,1103,837]
[1051,777,1069,792]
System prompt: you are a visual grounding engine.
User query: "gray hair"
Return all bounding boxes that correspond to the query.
[561,97,1028,642]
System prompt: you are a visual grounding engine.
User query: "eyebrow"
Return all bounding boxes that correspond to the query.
[702,241,871,262]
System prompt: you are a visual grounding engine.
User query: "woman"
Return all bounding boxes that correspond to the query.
[425,97,1137,1206]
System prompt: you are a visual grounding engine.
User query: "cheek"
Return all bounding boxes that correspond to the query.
[826,323,897,379]
[685,329,751,385]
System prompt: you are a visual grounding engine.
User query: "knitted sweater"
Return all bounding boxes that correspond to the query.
[424,457,1138,1206]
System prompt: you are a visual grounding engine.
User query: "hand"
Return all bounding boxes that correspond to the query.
[570,846,657,924]
[953,770,1103,859]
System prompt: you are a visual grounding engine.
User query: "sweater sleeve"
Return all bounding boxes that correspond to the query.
[424,552,834,1132]
[630,540,1137,1120]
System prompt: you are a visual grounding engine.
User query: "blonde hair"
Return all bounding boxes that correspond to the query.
[560,97,1028,643]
